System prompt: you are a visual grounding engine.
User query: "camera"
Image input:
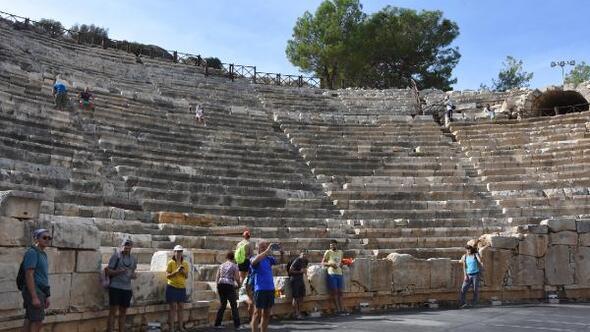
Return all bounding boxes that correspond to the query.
[270,243,281,251]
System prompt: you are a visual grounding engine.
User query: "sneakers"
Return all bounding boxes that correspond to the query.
[460,304,469,309]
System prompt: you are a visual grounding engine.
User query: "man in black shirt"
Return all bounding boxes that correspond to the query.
[288,249,309,319]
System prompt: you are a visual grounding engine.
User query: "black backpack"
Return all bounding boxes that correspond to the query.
[16,248,37,291]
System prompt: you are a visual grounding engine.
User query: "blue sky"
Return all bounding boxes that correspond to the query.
[1,0,587,90]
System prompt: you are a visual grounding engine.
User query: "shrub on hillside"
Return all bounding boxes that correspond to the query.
[204,57,223,69]
[68,24,109,45]
[33,19,64,38]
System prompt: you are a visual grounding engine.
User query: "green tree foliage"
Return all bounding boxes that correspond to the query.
[286,0,365,89]
[286,2,460,90]
[492,56,533,91]
[353,7,460,90]
[34,19,64,38]
[69,24,109,45]
[205,57,223,69]
[565,62,590,87]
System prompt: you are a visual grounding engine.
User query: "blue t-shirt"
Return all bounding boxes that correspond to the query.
[465,254,480,275]
[251,256,276,291]
[23,247,49,289]
[53,82,67,94]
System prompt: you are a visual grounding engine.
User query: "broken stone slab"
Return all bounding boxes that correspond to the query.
[540,218,577,232]
[579,233,590,246]
[49,273,72,310]
[428,258,453,289]
[0,191,44,219]
[307,264,328,295]
[132,271,167,305]
[348,258,393,292]
[545,245,575,286]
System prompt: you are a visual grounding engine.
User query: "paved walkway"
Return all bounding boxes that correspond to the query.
[196,303,590,331]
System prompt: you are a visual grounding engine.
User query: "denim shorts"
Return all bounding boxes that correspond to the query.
[327,274,344,290]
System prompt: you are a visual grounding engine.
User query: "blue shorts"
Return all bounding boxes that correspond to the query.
[327,274,343,290]
[254,290,275,309]
[165,285,187,303]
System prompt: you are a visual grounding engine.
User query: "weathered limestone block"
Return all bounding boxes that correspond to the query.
[540,218,577,232]
[0,262,18,292]
[70,273,104,310]
[0,291,22,311]
[48,273,72,310]
[545,245,574,285]
[49,216,100,249]
[450,260,464,289]
[46,248,75,274]
[510,255,544,286]
[480,247,512,288]
[386,253,431,291]
[307,264,328,295]
[0,217,27,247]
[574,246,590,285]
[576,219,590,233]
[0,191,43,219]
[480,234,519,250]
[108,232,152,248]
[549,231,578,246]
[194,264,218,282]
[167,235,204,249]
[76,250,101,272]
[518,234,548,257]
[151,250,194,300]
[514,224,549,234]
[429,258,453,289]
[347,258,392,292]
[579,233,590,247]
[133,271,167,305]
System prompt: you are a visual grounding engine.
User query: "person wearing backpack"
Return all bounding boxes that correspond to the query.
[20,228,51,332]
[235,230,253,284]
[106,239,137,332]
[459,244,484,308]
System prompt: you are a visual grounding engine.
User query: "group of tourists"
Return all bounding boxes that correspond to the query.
[19,228,483,331]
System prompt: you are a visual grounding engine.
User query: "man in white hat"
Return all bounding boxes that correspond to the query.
[166,245,189,332]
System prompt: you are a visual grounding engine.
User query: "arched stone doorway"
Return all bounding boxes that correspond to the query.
[532,90,589,116]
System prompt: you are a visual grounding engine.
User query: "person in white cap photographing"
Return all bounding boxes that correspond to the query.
[166,245,189,332]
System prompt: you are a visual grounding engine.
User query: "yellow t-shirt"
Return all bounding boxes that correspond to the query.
[323,249,343,275]
[166,259,189,288]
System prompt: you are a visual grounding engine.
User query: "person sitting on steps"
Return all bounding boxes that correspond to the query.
[78,87,95,111]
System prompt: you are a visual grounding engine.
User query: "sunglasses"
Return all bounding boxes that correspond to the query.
[41,236,52,240]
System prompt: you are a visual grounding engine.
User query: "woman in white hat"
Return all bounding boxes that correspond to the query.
[166,245,189,332]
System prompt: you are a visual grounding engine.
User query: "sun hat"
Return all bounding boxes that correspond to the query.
[173,245,184,251]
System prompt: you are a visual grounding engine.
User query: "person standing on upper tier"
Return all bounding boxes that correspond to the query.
[459,244,484,308]
[52,79,68,111]
[166,245,189,332]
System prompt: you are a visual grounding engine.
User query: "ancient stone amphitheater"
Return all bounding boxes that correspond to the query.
[2,17,590,331]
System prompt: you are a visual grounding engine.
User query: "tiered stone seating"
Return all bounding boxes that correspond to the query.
[451,112,590,224]
[258,86,505,259]
[0,21,354,300]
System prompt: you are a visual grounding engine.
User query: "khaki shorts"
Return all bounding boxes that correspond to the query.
[22,289,46,322]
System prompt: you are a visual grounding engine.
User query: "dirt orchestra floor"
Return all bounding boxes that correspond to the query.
[195,303,590,331]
